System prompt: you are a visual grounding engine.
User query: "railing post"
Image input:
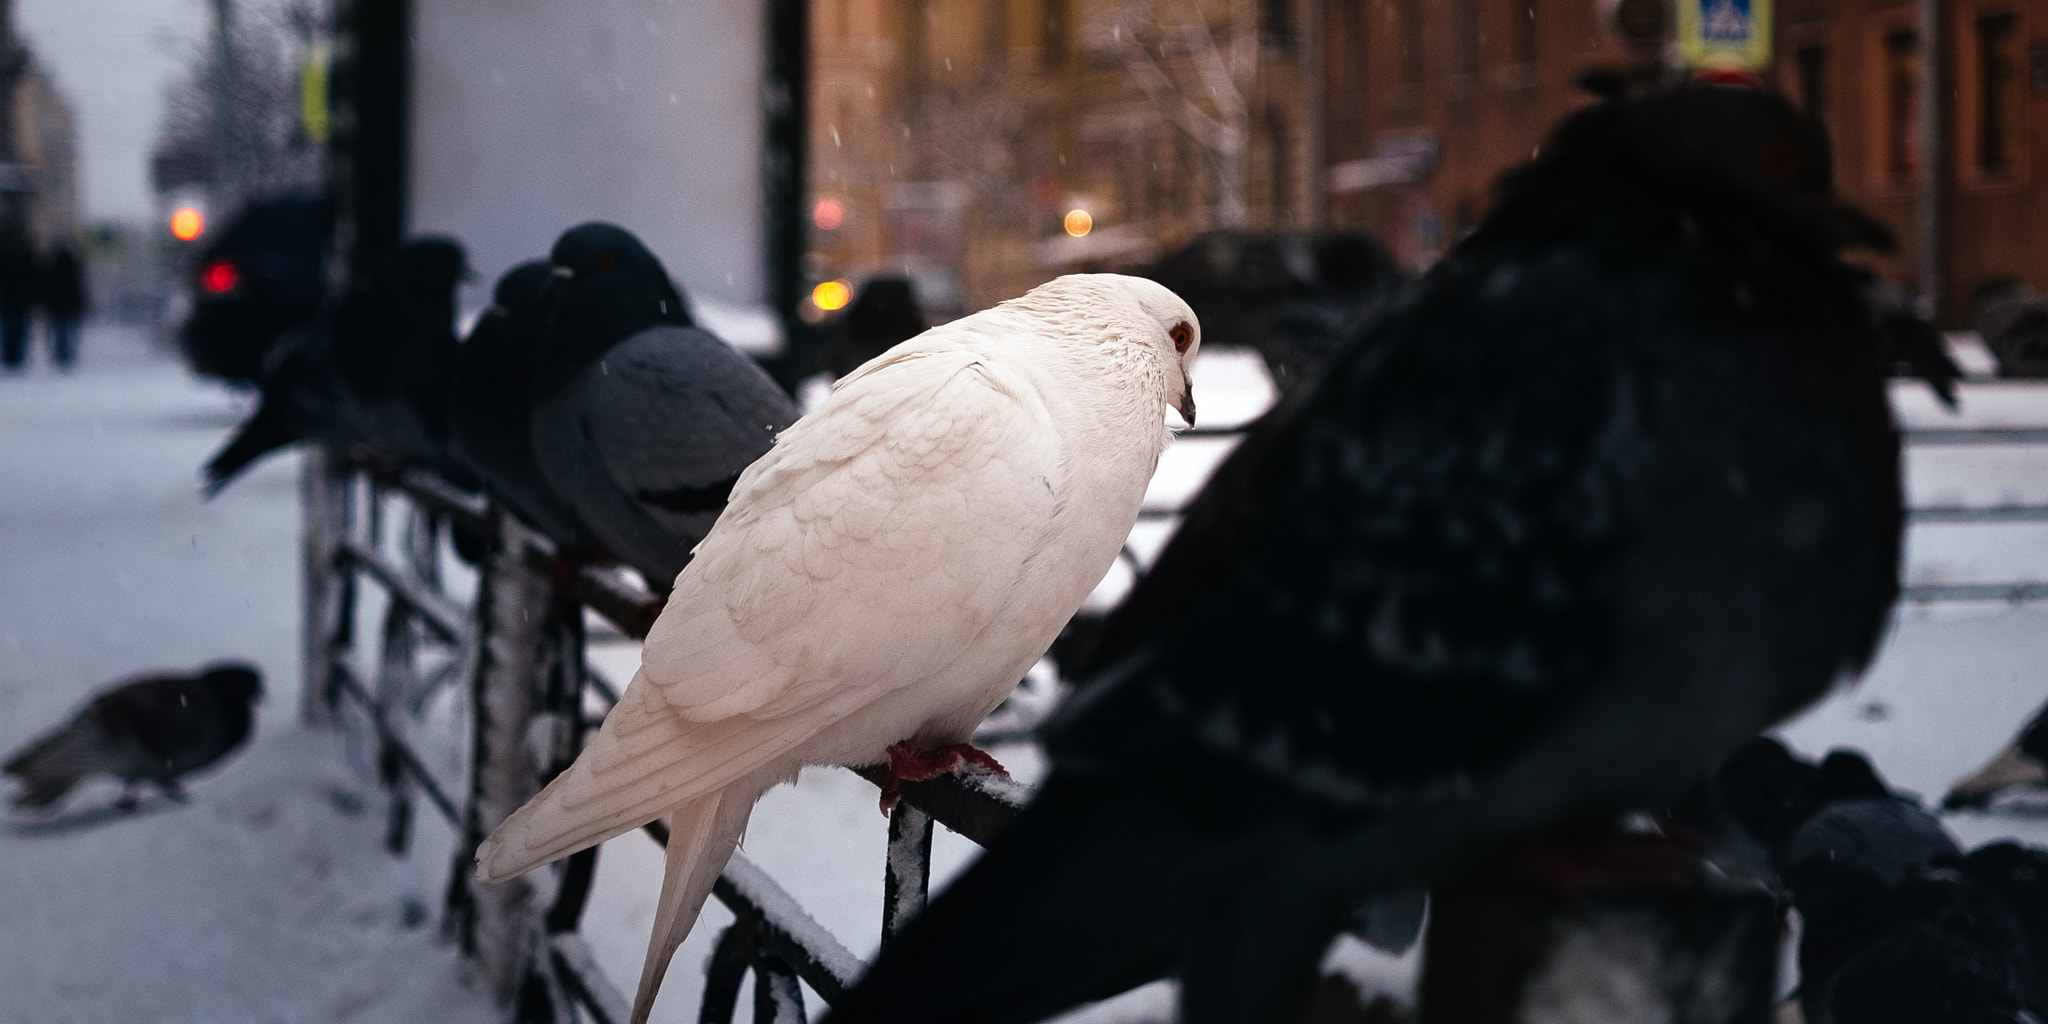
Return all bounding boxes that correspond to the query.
[300,446,352,728]
[753,956,808,1024]
[375,592,417,855]
[699,923,757,1024]
[450,504,555,1004]
[881,805,935,944]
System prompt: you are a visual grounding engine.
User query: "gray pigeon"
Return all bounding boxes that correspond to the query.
[530,224,799,588]
[449,260,600,552]
[4,664,262,809]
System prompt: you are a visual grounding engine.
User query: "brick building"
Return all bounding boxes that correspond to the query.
[807,0,1318,312]
[1320,0,2048,323]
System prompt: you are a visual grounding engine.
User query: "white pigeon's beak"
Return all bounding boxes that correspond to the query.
[1178,379,1196,427]
[553,266,574,279]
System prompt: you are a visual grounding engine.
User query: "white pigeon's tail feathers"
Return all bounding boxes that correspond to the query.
[475,671,800,883]
[630,789,757,1024]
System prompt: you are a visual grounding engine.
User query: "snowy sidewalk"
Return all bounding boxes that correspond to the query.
[0,325,495,1024]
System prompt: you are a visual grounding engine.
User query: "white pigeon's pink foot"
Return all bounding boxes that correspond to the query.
[877,741,1010,815]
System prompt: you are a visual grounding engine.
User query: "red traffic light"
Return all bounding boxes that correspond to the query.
[200,259,239,295]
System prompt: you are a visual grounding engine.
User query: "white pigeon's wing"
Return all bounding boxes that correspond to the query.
[648,344,1066,720]
[480,343,1069,875]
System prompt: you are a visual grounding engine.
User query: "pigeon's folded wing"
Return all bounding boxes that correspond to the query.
[481,344,1067,874]
[583,326,798,517]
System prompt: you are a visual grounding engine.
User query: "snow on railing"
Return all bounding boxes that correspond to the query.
[1896,422,2048,605]
[298,445,1028,1024]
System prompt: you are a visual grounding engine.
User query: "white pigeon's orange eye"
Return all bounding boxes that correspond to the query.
[1170,322,1193,354]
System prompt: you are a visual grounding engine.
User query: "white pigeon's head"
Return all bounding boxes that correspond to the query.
[1007,273,1202,426]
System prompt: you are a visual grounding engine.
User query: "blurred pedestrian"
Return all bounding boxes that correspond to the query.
[0,226,33,371]
[39,242,85,371]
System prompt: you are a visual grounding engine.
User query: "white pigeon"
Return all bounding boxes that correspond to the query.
[475,273,1202,1024]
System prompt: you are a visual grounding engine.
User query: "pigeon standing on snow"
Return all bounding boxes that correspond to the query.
[448,260,600,551]
[477,273,1201,1024]
[4,663,262,809]
[203,238,470,493]
[528,223,799,587]
[1946,699,2048,809]
[825,82,1903,1024]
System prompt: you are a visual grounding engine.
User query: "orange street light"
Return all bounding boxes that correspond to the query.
[170,207,205,241]
[812,279,852,312]
[1063,209,1093,237]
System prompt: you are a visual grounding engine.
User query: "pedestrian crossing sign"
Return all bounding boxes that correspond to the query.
[1678,0,1772,70]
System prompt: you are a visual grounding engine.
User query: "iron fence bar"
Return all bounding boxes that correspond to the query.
[1901,581,2048,603]
[551,932,633,1024]
[330,661,461,822]
[881,804,934,946]
[336,536,467,641]
[301,448,352,727]
[754,956,808,1024]
[850,763,1026,848]
[637,818,865,1003]
[699,922,757,1024]
[375,595,417,855]
[394,467,492,536]
[1903,426,2048,446]
[1908,503,2048,524]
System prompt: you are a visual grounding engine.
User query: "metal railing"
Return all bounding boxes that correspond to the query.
[1897,418,2048,605]
[296,379,2048,1024]
[300,447,1031,1024]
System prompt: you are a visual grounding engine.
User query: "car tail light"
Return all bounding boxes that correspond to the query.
[200,259,238,295]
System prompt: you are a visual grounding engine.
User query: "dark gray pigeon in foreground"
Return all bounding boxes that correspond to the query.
[449,260,599,551]
[530,223,798,589]
[4,663,262,809]
[825,82,1903,1024]
[204,238,471,493]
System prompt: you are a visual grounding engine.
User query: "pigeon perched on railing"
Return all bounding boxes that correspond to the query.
[448,260,601,552]
[4,663,262,810]
[823,81,1905,1024]
[203,238,471,494]
[527,223,799,588]
[476,273,1202,1024]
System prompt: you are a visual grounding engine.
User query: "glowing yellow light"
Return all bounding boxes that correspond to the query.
[1063,209,1093,237]
[169,207,205,241]
[812,279,852,311]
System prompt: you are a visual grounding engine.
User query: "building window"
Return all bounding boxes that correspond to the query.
[1263,0,1295,49]
[1514,0,1538,65]
[1399,0,1426,90]
[1884,29,1921,185]
[1043,0,1068,69]
[1795,44,1828,127]
[1452,0,1480,82]
[1977,13,2020,174]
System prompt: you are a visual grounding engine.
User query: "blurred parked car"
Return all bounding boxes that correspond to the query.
[178,194,331,385]
[1973,280,2048,378]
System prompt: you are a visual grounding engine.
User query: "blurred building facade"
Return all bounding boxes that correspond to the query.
[808,0,1319,312]
[1320,0,1635,273]
[815,0,2048,327]
[1768,0,2048,321]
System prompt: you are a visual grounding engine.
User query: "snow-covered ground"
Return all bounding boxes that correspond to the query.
[4,325,2047,1023]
